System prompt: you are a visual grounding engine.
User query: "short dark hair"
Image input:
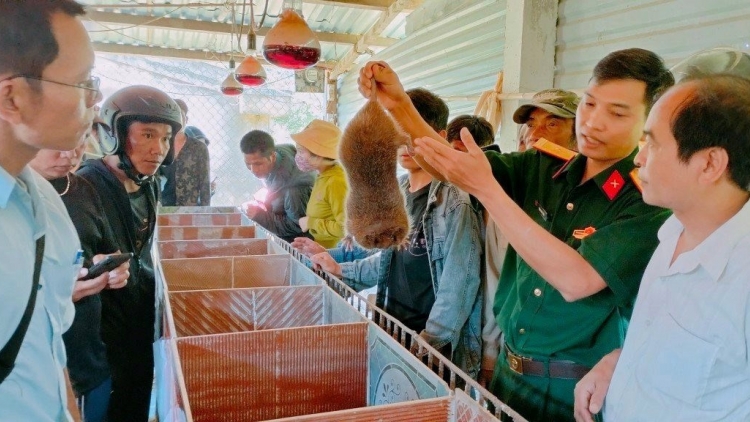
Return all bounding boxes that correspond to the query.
[240,130,275,156]
[592,48,675,114]
[407,88,449,132]
[447,115,495,148]
[671,75,750,191]
[0,0,86,78]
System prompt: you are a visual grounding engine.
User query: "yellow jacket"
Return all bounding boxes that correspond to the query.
[307,163,347,248]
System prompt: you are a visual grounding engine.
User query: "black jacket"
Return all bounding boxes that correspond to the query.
[53,174,116,395]
[160,133,211,207]
[77,159,158,350]
[253,144,315,242]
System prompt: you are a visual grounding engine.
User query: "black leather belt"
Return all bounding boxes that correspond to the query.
[504,344,590,380]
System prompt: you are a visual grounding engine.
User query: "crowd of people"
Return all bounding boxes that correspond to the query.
[1,1,750,422]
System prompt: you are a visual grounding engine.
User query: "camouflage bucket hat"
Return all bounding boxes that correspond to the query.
[513,89,580,124]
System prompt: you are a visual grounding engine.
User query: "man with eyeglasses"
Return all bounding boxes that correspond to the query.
[3,75,101,107]
[0,1,104,421]
[514,89,579,152]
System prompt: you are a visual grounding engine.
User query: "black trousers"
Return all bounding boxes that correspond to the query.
[106,340,153,422]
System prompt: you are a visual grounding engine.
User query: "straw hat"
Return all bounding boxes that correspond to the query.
[290,119,342,160]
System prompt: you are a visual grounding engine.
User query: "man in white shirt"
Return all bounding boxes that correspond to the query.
[573,74,750,421]
[0,1,124,420]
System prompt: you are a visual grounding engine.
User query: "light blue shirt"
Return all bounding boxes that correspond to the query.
[605,199,750,421]
[0,165,80,421]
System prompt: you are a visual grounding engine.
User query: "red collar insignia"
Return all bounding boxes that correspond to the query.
[602,170,625,200]
[572,226,596,240]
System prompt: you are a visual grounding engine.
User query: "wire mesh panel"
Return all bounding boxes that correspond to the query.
[159,206,239,214]
[93,53,328,207]
[157,213,243,227]
[158,225,256,241]
[176,323,368,422]
[158,238,269,259]
[266,397,452,422]
[161,255,292,291]
[169,286,332,337]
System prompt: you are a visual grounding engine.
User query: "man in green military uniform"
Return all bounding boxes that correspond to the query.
[356,48,674,421]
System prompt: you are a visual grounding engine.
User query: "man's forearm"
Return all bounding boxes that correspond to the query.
[601,348,622,369]
[387,101,450,180]
[477,181,607,301]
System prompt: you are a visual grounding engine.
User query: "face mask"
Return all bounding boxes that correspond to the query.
[295,153,316,172]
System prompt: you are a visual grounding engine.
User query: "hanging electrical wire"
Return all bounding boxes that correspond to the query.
[258,0,269,30]
[85,5,186,32]
[236,0,247,56]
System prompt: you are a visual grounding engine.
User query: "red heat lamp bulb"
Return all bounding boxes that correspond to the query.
[235,56,267,87]
[263,45,320,70]
[221,86,244,96]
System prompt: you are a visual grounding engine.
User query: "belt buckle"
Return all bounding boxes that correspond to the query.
[508,353,524,375]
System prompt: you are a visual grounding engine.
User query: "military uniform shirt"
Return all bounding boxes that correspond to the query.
[487,148,671,367]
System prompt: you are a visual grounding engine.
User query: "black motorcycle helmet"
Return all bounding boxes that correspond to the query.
[97,85,183,183]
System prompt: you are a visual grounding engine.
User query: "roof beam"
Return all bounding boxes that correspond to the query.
[84,1,407,12]
[85,10,397,47]
[330,0,421,79]
[91,41,337,69]
[304,0,413,11]
[93,41,239,63]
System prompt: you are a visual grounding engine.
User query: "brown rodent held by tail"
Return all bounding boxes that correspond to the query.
[339,99,410,249]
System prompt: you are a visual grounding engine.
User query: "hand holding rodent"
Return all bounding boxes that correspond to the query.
[358,61,410,109]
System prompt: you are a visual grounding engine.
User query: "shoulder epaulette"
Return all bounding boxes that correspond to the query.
[629,169,643,193]
[532,138,576,161]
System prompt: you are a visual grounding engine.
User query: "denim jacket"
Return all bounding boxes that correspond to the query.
[340,177,483,378]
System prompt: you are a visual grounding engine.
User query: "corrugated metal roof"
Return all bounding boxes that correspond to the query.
[555,0,750,89]
[78,0,409,63]
[338,0,506,126]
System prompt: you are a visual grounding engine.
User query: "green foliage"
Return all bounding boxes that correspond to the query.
[273,102,316,134]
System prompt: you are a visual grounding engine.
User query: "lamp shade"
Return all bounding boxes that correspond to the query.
[220,59,244,96]
[262,8,321,70]
[220,72,244,96]
[235,56,267,87]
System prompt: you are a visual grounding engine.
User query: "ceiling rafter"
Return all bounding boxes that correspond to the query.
[303,0,416,11]
[329,0,421,79]
[85,10,398,47]
[84,0,409,12]
[92,41,338,68]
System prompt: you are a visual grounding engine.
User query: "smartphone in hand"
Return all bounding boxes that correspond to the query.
[84,253,133,280]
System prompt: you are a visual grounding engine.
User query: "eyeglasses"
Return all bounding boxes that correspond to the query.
[1,74,101,106]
